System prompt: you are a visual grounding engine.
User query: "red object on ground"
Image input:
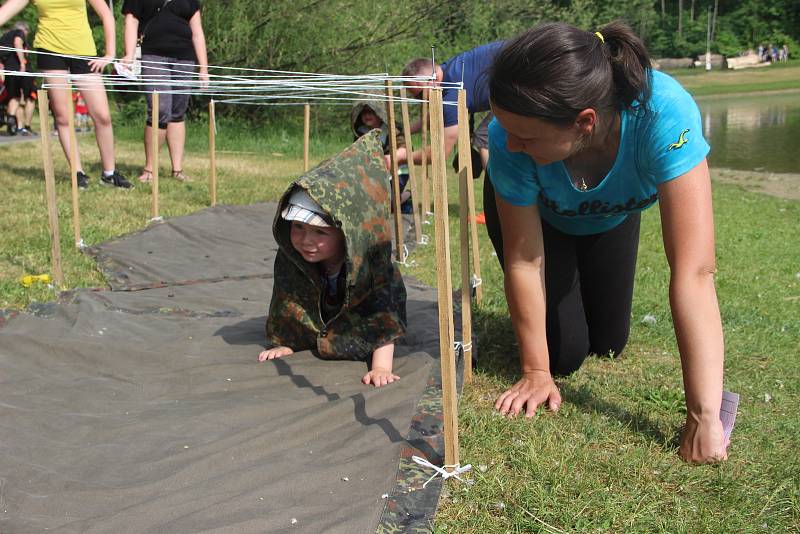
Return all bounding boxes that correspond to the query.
[473,212,486,225]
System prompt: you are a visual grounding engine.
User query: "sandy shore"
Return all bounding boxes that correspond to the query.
[711,167,800,200]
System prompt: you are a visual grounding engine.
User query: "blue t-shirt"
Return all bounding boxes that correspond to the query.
[440,41,504,127]
[488,70,710,235]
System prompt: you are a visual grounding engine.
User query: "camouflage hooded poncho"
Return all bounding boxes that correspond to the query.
[265,131,407,361]
[349,97,405,153]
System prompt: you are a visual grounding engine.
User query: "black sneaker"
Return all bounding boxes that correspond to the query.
[6,116,17,136]
[100,170,134,190]
[77,171,89,190]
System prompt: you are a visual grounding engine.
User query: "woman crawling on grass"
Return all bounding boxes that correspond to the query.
[484,20,727,463]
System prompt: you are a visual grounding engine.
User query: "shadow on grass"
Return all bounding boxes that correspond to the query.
[559,381,681,448]
[473,305,681,448]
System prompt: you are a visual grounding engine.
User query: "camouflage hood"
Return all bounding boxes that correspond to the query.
[349,96,405,152]
[266,131,407,360]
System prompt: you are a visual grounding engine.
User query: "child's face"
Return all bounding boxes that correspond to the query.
[359,109,382,129]
[289,221,344,264]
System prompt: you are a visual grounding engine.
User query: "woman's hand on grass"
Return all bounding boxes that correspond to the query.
[679,413,727,464]
[362,367,399,387]
[258,346,294,361]
[495,370,561,417]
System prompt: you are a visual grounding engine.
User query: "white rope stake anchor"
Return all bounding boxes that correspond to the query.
[455,341,472,352]
[393,244,415,267]
[471,274,482,288]
[419,234,430,245]
[412,455,472,488]
[75,238,86,249]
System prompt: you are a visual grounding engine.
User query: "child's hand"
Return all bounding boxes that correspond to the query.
[362,368,400,387]
[258,346,294,361]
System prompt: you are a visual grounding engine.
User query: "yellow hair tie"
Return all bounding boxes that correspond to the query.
[595,31,605,44]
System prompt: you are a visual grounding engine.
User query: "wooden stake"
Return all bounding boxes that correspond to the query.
[209,99,217,206]
[66,87,82,248]
[466,155,483,307]
[456,90,474,382]
[37,90,64,287]
[399,88,423,245]
[151,91,159,220]
[385,80,404,261]
[429,88,459,466]
[458,94,483,307]
[420,89,430,218]
[303,103,310,172]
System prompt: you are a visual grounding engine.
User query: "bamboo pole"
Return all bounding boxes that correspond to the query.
[456,90,474,382]
[420,89,430,218]
[429,88,459,466]
[385,80,404,261]
[209,99,217,206]
[66,87,82,248]
[151,91,159,220]
[37,90,64,287]
[303,103,310,172]
[399,88,423,245]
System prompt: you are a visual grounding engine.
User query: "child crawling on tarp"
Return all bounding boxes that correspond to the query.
[259,131,408,387]
[350,97,413,214]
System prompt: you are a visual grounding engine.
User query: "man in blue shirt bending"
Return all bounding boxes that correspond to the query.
[397,41,504,176]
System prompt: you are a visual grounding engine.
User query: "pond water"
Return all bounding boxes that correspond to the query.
[698,92,800,174]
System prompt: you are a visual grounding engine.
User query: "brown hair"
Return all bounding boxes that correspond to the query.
[489,20,652,125]
[402,58,436,78]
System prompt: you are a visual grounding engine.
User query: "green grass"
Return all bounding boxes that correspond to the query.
[670,61,800,96]
[1,117,798,532]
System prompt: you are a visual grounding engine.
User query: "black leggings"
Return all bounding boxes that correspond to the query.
[483,175,641,376]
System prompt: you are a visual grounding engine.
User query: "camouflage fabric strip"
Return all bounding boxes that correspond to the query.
[376,343,467,533]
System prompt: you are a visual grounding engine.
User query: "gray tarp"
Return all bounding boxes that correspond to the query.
[0,203,452,533]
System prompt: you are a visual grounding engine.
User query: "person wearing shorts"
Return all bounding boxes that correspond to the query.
[0,0,133,189]
[122,0,209,184]
[0,21,29,135]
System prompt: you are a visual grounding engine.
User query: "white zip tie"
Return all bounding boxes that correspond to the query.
[411,456,472,488]
[471,275,482,288]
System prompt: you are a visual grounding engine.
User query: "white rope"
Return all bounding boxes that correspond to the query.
[454,341,472,355]
[149,216,164,224]
[393,244,415,267]
[0,46,451,82]
[75,238,86,249]
[471,275,482,289]
[418,234,430,245]
[411,456,472,488]
[0,46,463,105]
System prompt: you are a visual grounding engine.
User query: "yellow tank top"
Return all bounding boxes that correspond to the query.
[32,0,97,56]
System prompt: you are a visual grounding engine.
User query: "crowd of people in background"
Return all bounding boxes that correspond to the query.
[0,0,209,190]
[756,43,790,62]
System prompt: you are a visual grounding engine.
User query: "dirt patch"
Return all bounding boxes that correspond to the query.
[712,167,800,201]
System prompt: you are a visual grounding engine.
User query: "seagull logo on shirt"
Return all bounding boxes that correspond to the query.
[667,129,690,151]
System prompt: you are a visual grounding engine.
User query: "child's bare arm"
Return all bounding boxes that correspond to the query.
[258,346,294,362]
[362,343,399,387]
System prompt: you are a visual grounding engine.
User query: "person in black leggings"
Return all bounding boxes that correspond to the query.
[485,21,727,464]
[483,177,640,376]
